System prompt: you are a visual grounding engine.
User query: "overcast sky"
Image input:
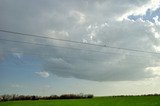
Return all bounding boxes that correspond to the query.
[0,0,160,96]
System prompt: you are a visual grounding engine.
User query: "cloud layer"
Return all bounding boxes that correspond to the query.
[0,0,160,81]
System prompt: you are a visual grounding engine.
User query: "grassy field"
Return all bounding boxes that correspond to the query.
[0,96,160,106]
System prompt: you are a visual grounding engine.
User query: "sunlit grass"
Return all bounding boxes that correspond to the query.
[0,96,160,106]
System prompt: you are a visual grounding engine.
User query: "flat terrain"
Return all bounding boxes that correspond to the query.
[0,96,160,106]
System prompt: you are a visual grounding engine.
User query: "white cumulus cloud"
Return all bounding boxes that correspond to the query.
[35,71,50,78]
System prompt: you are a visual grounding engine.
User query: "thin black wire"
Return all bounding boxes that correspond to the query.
[3,50,112,61]
[0,29,106,47]
[0,38,115,55]
[3,48,154,59]
[0,29,159,54]
[1,39,157,61]
[2,50,151,66]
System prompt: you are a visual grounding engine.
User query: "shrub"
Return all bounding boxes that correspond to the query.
[0,93,94,101]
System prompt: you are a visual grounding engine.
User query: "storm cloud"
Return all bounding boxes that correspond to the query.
[0,0,160,81]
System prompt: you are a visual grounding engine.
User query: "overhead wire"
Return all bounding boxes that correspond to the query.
[0,29,105,47]
[2,50,151,66]
[0,38,121,55]
[0,29,160,55]
[0,37,158,61]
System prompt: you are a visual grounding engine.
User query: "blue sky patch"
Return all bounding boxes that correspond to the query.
[128,7,160,23]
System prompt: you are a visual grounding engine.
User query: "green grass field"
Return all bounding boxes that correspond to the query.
[0,96,160,106]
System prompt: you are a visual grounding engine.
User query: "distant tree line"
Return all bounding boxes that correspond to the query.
[110,93,160,97]
[0,94,94,101]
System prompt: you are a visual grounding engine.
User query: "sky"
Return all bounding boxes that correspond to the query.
[0,0,160,96]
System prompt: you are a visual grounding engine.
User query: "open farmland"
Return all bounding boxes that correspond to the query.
[0,96,160,106]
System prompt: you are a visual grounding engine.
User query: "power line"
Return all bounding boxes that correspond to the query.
[0,29,106,47]
[4,49,153,61]
[3,50,115,62]
[0,38,159,60]
[0,38,113,54]
[0,29,159,55]
[2,50,152,67]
